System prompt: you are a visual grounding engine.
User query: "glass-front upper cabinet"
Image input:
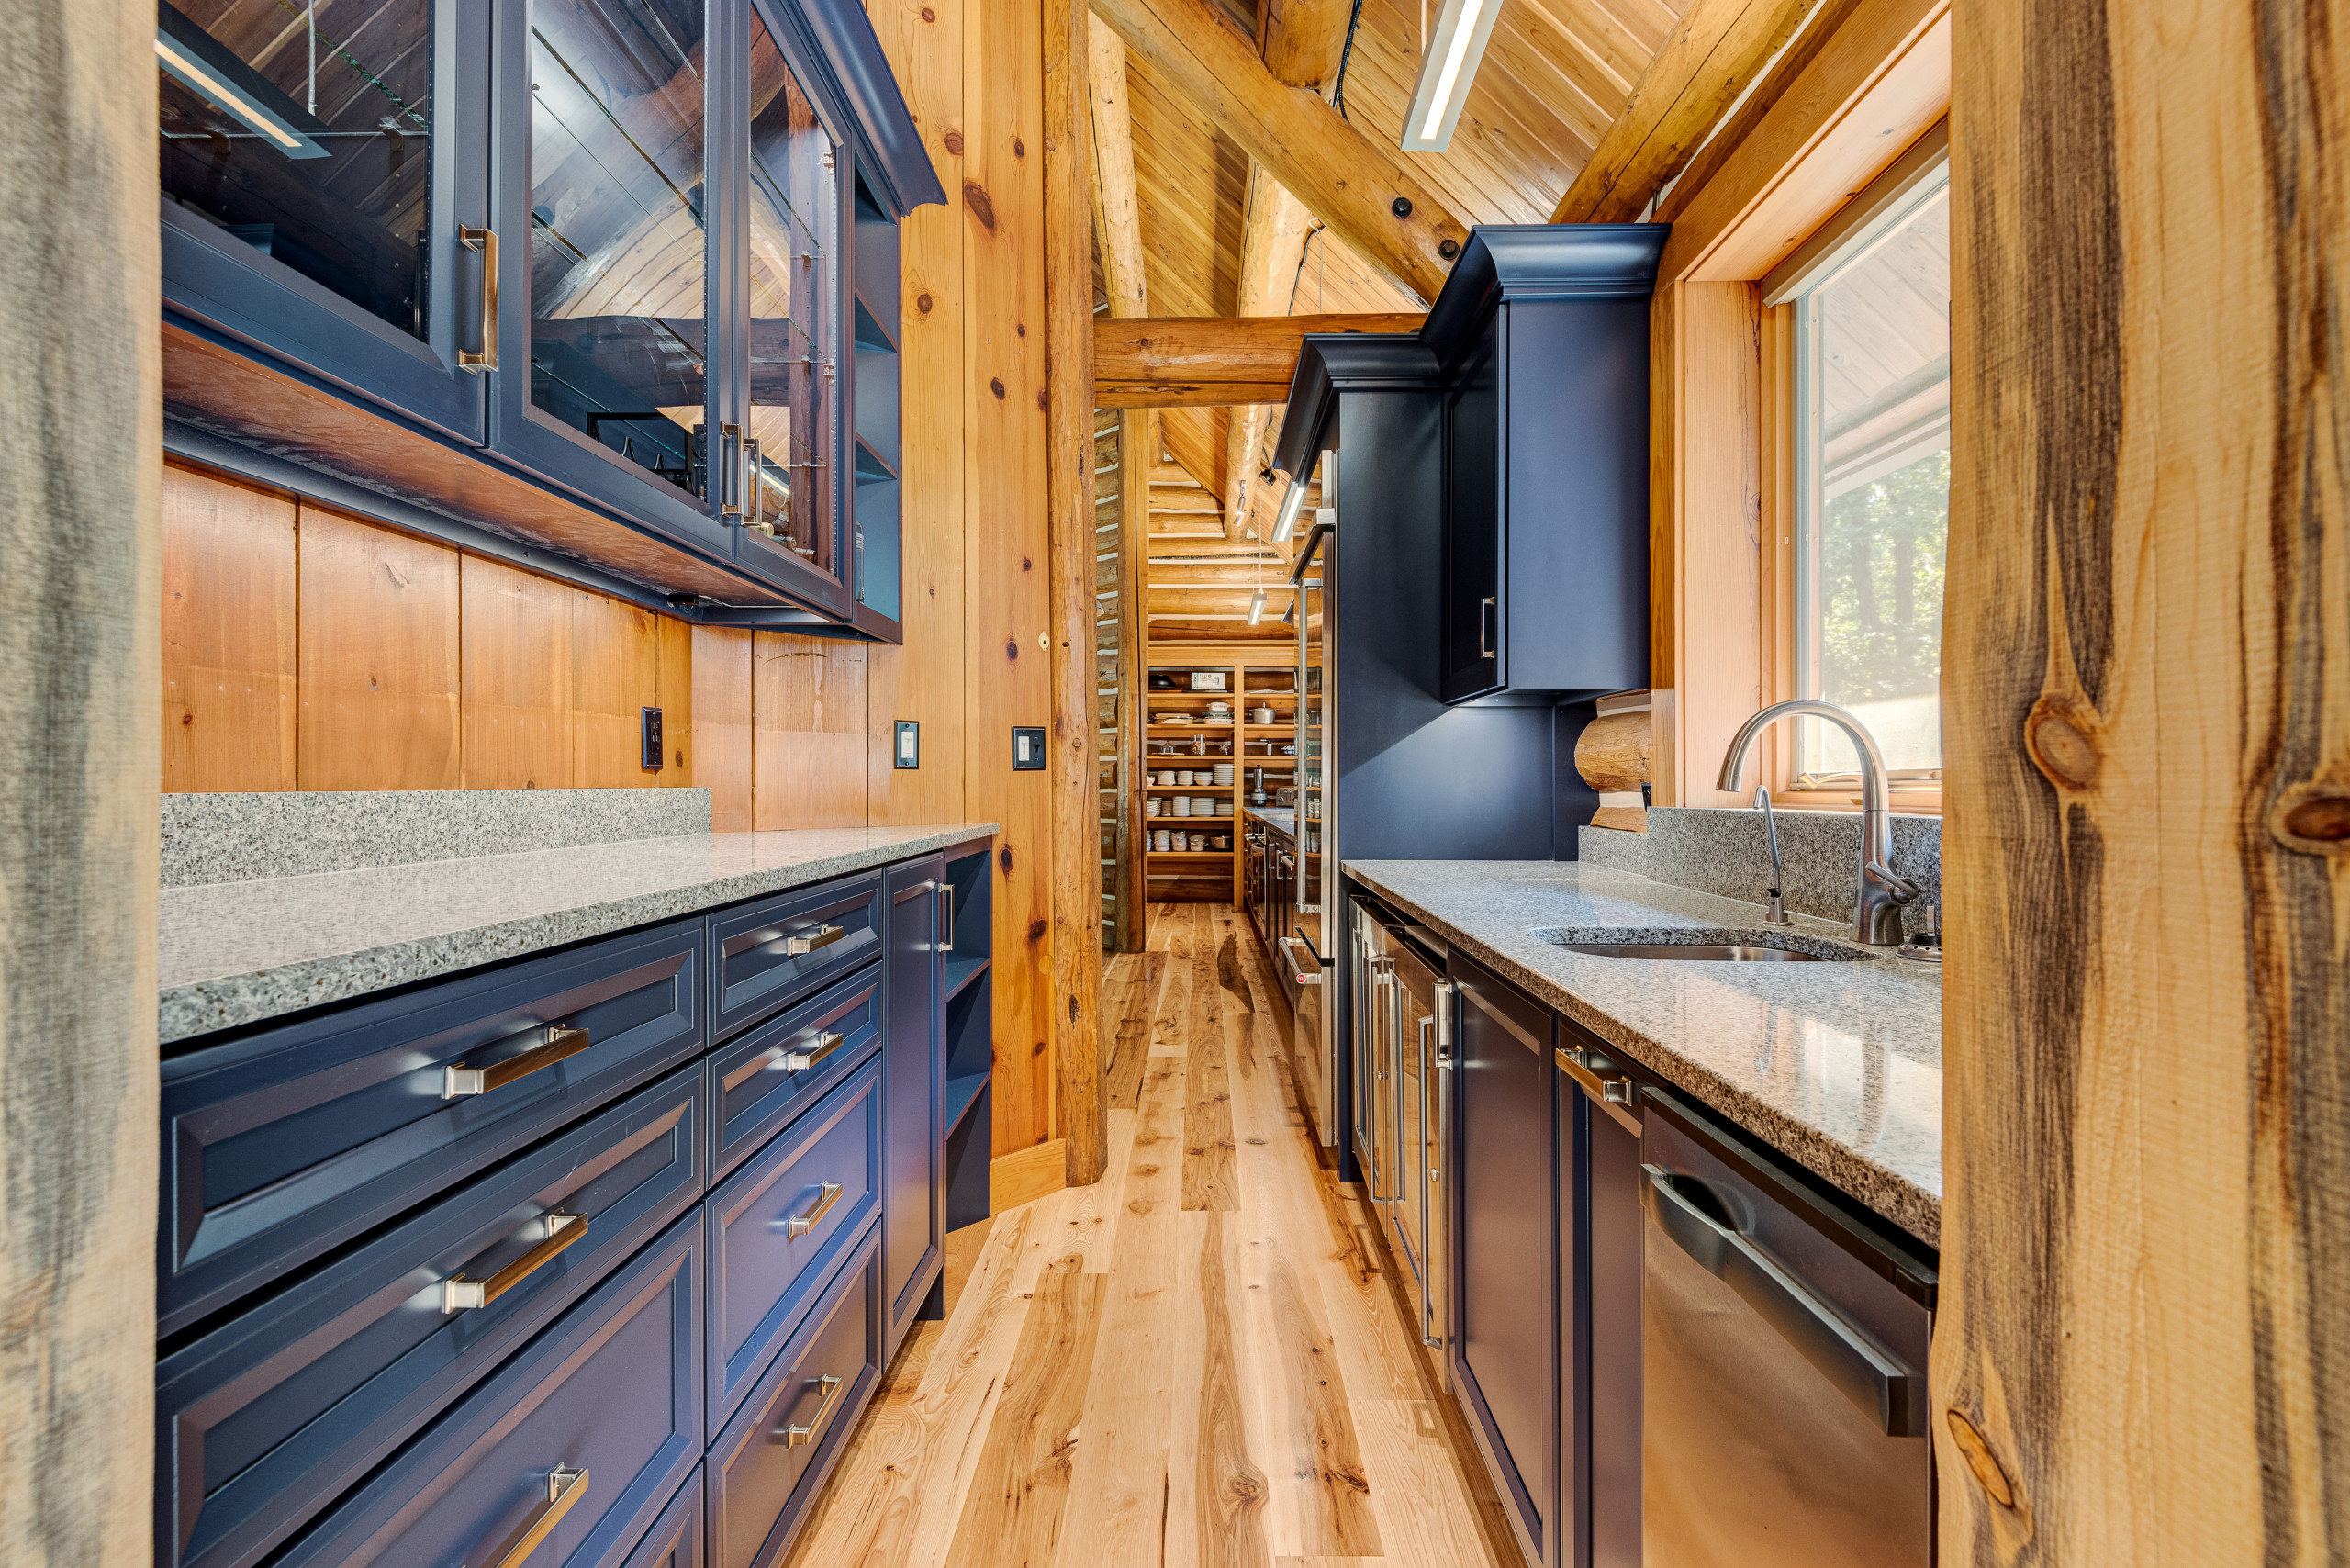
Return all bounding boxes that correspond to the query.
[158,0,493,442]
[490,0,735,565]
[737,10,845,592]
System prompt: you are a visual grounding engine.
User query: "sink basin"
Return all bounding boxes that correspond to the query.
[1561,943,1831,962]
[1530,927,1871,962]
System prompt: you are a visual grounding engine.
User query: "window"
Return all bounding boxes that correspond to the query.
[1775,153,1951,785]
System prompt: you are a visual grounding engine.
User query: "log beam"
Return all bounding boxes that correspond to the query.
[1551,0,1821,224]
[1089,0,1467,303]
[1256,0,1354,88]
[1096,312,1427,406]
[1221,164,1315,534]
[1086,15,1147,319]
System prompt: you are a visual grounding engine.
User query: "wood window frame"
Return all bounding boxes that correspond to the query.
[1648,0,1951,811]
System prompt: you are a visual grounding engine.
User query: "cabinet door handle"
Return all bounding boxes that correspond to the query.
[442,1210,588,1312]
[1431,980,1455,1060]
[743,435,775,534]
[937,882,956,952]
[473,1463,588,1568]
[720,422,744,518]
[776,1373,846,1446]
[767,1029,846,1074]
[443,1025,589,1099]
[765,923,844,957]
[780,1181,844,1237]
[1278,936,1323,985]
[457,226,498,371]
[1556,1046,1642,1135]
[1478,595,1496,660]
[1642,1165,1923,1436]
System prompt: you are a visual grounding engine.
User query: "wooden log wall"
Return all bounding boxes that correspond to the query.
[1935,0,2350,1558]
[1,5,161,1563]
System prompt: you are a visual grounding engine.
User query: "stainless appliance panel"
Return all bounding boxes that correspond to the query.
[1384,936,1449,1364]
[1349,904,1392,1202]
[1639,1104,1933,1567]
[1288,516,1336,1145]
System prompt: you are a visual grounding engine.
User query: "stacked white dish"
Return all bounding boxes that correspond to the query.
[1171,797,1192,817]
[1146,798,1161,817]
[1192,797,1216,817]
[1216,800,1234,817]
[1213,762,1235,784]
[1152,829,1172,852]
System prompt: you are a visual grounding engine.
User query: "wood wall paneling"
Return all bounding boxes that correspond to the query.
[966,0,1058,1158]
[295,504,460,790]
[654,613,695,783]
[569,592,663,789]
[753,633,871,829]
[161,465,297,791]
[458,555,576,790]
[690,625,755,829]
[865,0,970,833]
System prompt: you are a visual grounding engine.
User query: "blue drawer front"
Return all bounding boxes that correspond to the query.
[276,1212,705,1568]
[707,1058,882,1431]
[621,1468,704,1568]
[707,963,882,1183]
[710,1223,882,1568]
[157,1064,707,1568]
[708,875,883,1042]
[161,920,705,1333]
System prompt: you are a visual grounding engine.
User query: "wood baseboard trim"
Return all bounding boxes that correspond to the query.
[990,1138,1069,1212]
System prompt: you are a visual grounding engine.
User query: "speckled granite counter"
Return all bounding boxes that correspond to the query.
[1246,805,1296,836]
[162,824,997,1044]
[1341,858,1942,1246]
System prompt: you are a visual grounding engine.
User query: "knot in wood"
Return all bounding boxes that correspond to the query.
[1944,1408,2017,1509]
[2269,781,2350,856]
[2024,693,2101,793]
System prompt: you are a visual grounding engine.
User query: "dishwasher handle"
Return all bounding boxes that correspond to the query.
[1641,1164,1924,1438]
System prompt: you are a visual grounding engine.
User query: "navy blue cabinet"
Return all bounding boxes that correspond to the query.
[881,857,946,1350]
[1449,948,1556,1568]
[159,0,495,443]
[156,841,986,1568]
[1423,227,1666,705]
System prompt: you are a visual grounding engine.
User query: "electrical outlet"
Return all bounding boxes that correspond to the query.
[641,707,663,772]
[895,720,921,769]
[1012,727,1046,770]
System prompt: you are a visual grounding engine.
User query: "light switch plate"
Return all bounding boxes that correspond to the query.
[1012,727,1046,770]
[895,720,921,769]
[640,707,663,772]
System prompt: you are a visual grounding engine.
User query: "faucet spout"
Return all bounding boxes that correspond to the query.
[1718,700,1918,945]
[1752,785,1791,925]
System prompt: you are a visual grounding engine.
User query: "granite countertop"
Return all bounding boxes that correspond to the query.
[162,824,997,1045]
[1247,805,1296,835]
[1342,858,1942,1246]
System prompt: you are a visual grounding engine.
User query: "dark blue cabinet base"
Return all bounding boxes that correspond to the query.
[157,836,990,1568]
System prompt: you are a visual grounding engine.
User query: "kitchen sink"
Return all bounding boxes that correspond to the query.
[1530,927,1871,962]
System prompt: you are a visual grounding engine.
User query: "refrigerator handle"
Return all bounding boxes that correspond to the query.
[1425,980,1455,1351]
[1641,1164,1925,1437]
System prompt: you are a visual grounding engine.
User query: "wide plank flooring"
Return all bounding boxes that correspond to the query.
[786,903,1519,1568]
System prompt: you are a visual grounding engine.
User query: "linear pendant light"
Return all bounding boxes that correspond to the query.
[1400,0,1503,153]
[1270,476,1308,543]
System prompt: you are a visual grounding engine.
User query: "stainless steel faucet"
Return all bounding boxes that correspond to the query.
[1718,700,1919,946]
[1752,785,1792,925]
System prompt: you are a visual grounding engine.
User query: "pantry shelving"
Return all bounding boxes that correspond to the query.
[1142,655,1300,903]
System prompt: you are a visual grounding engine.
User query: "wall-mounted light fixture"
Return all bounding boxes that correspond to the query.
[1399,0,1503,153]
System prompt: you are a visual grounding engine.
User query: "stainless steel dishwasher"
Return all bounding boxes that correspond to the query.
[1352,897,1450,1372]
[1639,1092,1935,1565]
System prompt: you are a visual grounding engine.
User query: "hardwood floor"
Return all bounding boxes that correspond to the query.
[787,903,1520,1568]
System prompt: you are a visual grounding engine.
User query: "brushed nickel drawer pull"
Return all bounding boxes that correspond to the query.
[937,883,956,952]
[475,1463,588,1568]
[776,1374,845,1446]
[443,1025,589,1099]
[767,923,844,957]
[720,422,744,518]
[782,1182,844,1238]
[767,1030,846,1073]
[443,1210,588,1313]
[457,226,498,372]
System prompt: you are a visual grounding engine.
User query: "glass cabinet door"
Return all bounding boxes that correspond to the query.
[739,14,844,589]
[159,0,491,441]
[519,0,716,517]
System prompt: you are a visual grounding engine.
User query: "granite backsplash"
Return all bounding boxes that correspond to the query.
[1577,805,1942,935]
